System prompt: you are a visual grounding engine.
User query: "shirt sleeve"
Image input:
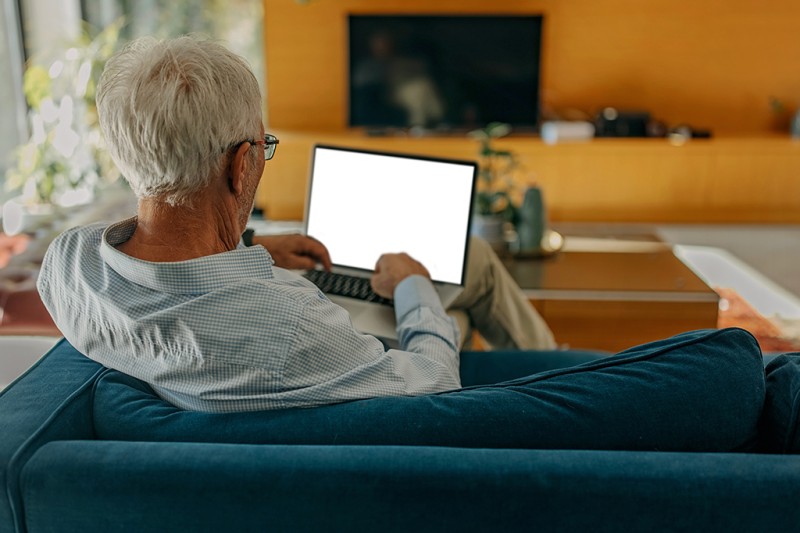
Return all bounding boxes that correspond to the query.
[282,280,462,404]
[392,275,461,384]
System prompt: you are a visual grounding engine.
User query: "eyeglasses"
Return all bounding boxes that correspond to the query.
[248,133,279,161]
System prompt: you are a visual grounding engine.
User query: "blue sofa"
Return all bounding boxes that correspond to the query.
[2,328,800,532]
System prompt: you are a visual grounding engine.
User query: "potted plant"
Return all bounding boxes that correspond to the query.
[3,20,122,235]
[468,122,521,251]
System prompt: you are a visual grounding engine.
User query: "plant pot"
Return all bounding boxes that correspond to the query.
[471,214,507,253]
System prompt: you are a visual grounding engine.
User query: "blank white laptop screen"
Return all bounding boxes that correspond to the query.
[305,145,476,285]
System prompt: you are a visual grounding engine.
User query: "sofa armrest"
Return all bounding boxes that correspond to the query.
[21,441,800,532]
[0,340,104,532]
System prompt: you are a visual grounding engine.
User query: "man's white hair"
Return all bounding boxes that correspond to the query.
[96,35,262,205]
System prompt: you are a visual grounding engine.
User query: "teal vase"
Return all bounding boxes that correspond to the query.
[513,186,546,255]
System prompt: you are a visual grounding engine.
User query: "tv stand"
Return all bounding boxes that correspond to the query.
[362,126,491,138]
[362,127,439,137]
[359,125,546,139]
[363,127,393,137]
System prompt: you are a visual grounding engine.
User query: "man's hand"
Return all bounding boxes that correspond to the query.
[371,253,431,299]
[252,234,332,271]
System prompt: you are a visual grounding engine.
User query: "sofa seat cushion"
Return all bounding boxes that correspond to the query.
[20,443,800,533]
[93,328,765,452]
[760,353,800,452]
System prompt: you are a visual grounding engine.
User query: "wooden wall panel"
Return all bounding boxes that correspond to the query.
[259,0,800,222]
[258,132,800,222]
[264,0,800,134]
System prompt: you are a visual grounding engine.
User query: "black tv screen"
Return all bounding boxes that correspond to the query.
[348,14,543,132]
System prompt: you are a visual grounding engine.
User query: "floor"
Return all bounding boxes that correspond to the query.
[659,224,800,350]
[0,336,60,390]
[657,224,800,301]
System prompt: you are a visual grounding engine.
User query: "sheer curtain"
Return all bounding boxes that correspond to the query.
[0,0,27,185]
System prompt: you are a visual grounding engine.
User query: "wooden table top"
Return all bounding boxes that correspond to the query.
[503,248,718,302]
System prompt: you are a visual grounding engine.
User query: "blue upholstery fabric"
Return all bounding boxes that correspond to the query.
[20,441,800,533]
[0,340,104,532]
[760,352,800,453]
[93,328,765,452]
[458,348,607,386]
[5,329,800,533]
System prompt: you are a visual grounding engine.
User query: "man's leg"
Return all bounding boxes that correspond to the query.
[448,236,556,350]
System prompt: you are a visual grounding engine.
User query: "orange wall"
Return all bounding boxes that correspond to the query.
[264,0,800,135]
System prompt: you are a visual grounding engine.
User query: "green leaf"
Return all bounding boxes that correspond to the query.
[480,145,495,158]
[468,128,488,140]
[485,122,512,138]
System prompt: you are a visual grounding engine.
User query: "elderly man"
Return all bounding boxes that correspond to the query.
[37,36,554,412]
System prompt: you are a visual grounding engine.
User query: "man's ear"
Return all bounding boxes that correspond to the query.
[228,142,251,195]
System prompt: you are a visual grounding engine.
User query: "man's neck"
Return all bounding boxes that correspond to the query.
[116,196,243,262]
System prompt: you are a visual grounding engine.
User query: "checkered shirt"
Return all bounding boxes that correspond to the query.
[37,218,461,412]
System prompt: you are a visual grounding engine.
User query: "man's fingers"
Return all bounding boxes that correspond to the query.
[293,256,319,270]
[303,235,333,270]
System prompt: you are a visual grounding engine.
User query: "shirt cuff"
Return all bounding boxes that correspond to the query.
[393,275,446,321]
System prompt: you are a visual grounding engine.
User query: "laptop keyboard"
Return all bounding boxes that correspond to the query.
[304,270,394,307]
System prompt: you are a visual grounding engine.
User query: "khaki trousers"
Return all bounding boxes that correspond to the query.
[448,237,556,350]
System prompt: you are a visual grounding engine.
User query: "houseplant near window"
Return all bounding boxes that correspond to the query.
[3,20,122,235]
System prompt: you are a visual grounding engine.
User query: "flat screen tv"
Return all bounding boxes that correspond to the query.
[348,14,543,133]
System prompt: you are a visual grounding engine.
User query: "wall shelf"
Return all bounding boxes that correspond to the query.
[258,130,800,223]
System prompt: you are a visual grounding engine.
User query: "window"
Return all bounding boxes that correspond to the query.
[0,0,28,186]
[81,0,264,99]
[2,0,265,204]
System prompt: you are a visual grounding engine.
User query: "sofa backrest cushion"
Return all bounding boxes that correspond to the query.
[93,328,765,452]
[0,339,104,532]
[760,353,800,453]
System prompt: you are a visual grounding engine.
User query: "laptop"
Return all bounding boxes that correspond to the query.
[303,144,477,343]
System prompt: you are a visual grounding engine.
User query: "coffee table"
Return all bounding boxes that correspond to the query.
[502,233,719,352]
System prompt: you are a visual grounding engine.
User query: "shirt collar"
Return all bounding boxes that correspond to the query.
[100,217,275,294]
